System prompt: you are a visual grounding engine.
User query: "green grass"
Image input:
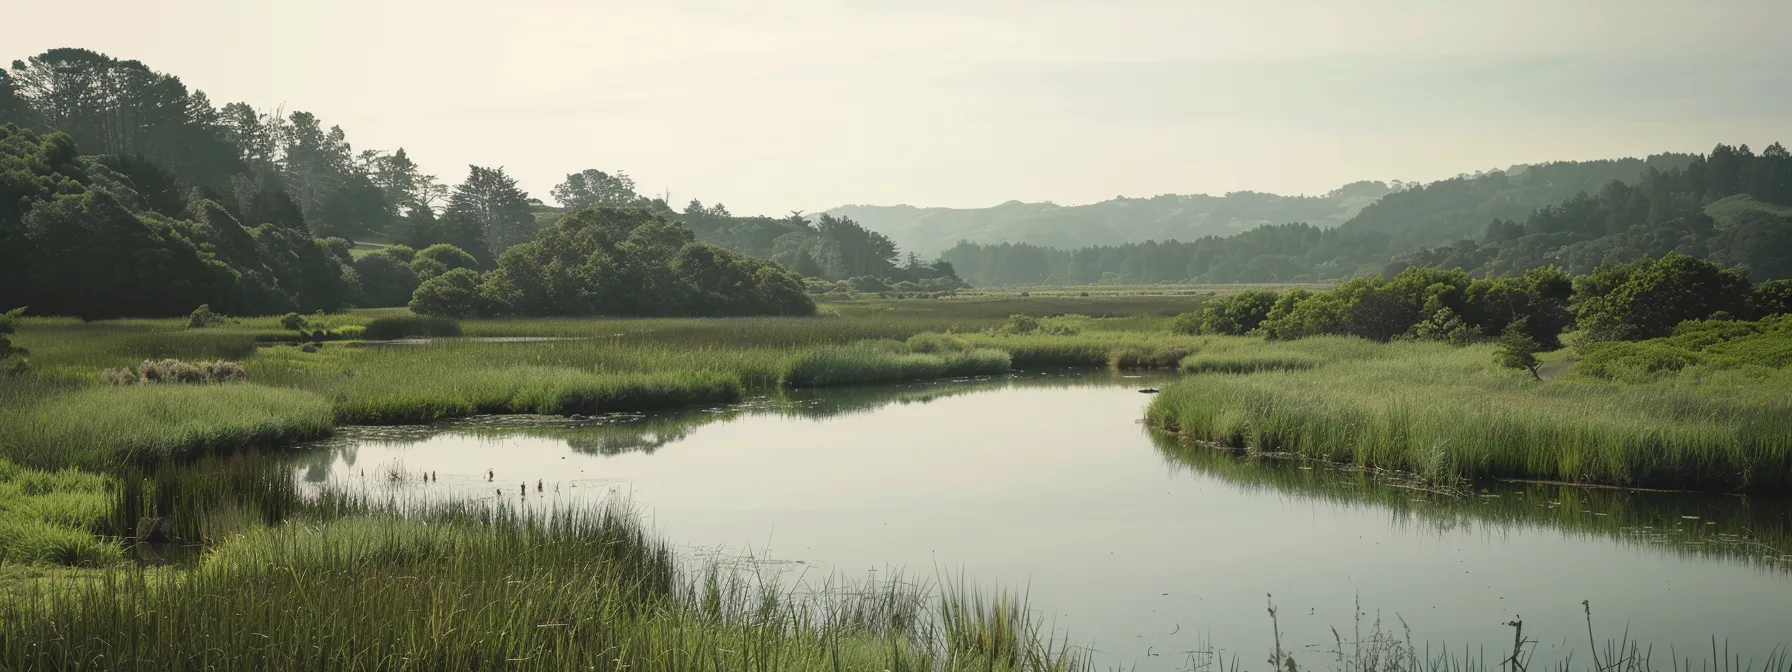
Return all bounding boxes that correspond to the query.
[781,337,1012,388]
[0,461,117,566]
[1146,337,1792,491]
[0,499,1091,671]
[0,383,335,471]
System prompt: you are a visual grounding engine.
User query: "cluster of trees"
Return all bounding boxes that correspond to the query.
[0,125,359,318]
[1395,144,1792,280]
[1176,266,1573,347]
[534,173,966,288]
[939,148,1792,287]
[1173,254,1791,354]
[409,208,814,318]
[0,48,910,319]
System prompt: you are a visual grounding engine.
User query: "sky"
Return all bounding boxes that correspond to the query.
[5,0,1791,215]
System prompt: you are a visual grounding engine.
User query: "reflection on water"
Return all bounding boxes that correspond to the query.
[1153,440,1792,574]
[285,370,1792,670]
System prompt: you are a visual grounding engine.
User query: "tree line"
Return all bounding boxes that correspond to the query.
[0,48,947,319]
[1176,253,1791,355]
[940,148,1791,287]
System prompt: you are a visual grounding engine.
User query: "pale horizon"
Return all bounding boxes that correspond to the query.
[5,0,1789,216]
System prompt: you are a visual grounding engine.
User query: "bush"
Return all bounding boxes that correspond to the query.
[0,307,27,376]
[352,251,421,308]
[997,314,1040,335]
[848,276,890,292]
[185,304,228,329]
[409,256,449,282]
[415,243,479,272]
[279,313,307,331]
[382,244,418,263]
[1197,290,1278,335]
[1754,279,1792,318]
[1573,254,1751,349]
[1576,341,1702,381]
[410,268,488,318]
[1169,311,1201,336]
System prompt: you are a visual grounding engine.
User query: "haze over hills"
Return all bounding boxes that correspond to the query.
[825,155,1705,258]
[824,180,1391,258]
[932,147,1792,286]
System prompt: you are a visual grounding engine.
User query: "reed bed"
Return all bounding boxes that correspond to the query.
[0,383,334,471]
[781,338,1012,388]
[0,499,1092,672]
[0,461,116,566]
[1147,339,1792,491]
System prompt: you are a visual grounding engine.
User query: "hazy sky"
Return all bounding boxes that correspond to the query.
[6,0,1790,215]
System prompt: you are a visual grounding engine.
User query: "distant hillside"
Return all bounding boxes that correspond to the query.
[825,181,1391,258]
[939,146,1792,286]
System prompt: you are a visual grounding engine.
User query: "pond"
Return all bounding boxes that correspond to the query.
[287,371,1792,670]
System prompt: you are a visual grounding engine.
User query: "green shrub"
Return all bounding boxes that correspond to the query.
[1196,290,1279,335]
[410,268,487,318]
[1576,341,1701,381]
[185,304,228,329]
[414,243,479,273]
[1169,311,1201,336]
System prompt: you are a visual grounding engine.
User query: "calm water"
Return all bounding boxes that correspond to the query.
[290,371,1792,669]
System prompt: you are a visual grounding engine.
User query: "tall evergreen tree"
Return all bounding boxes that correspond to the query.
[440,165,534,263]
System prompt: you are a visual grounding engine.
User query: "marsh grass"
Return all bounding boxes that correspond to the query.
[1147,338,1792,491]
[0,498,1093,672]
[0,383,334,470]
[0,461,117,566]
[1180,351,1323,374]
[781,337,1012,388]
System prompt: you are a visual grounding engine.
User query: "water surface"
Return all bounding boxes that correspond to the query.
[292,371,1792,669]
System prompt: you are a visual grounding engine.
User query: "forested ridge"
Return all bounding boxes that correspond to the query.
[825,180,1394,258]
[0,48,947,319]
[941,149,1792,286]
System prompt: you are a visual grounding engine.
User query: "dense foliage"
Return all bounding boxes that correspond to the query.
[940,149,1792,286]
[0,125,358,318]
[1173,255,1790,353]
[1170,267,1573,347]
[411,208,815,318]
[0,49,854,317]
[1577,315,1792,381]
[537,187,967,290]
